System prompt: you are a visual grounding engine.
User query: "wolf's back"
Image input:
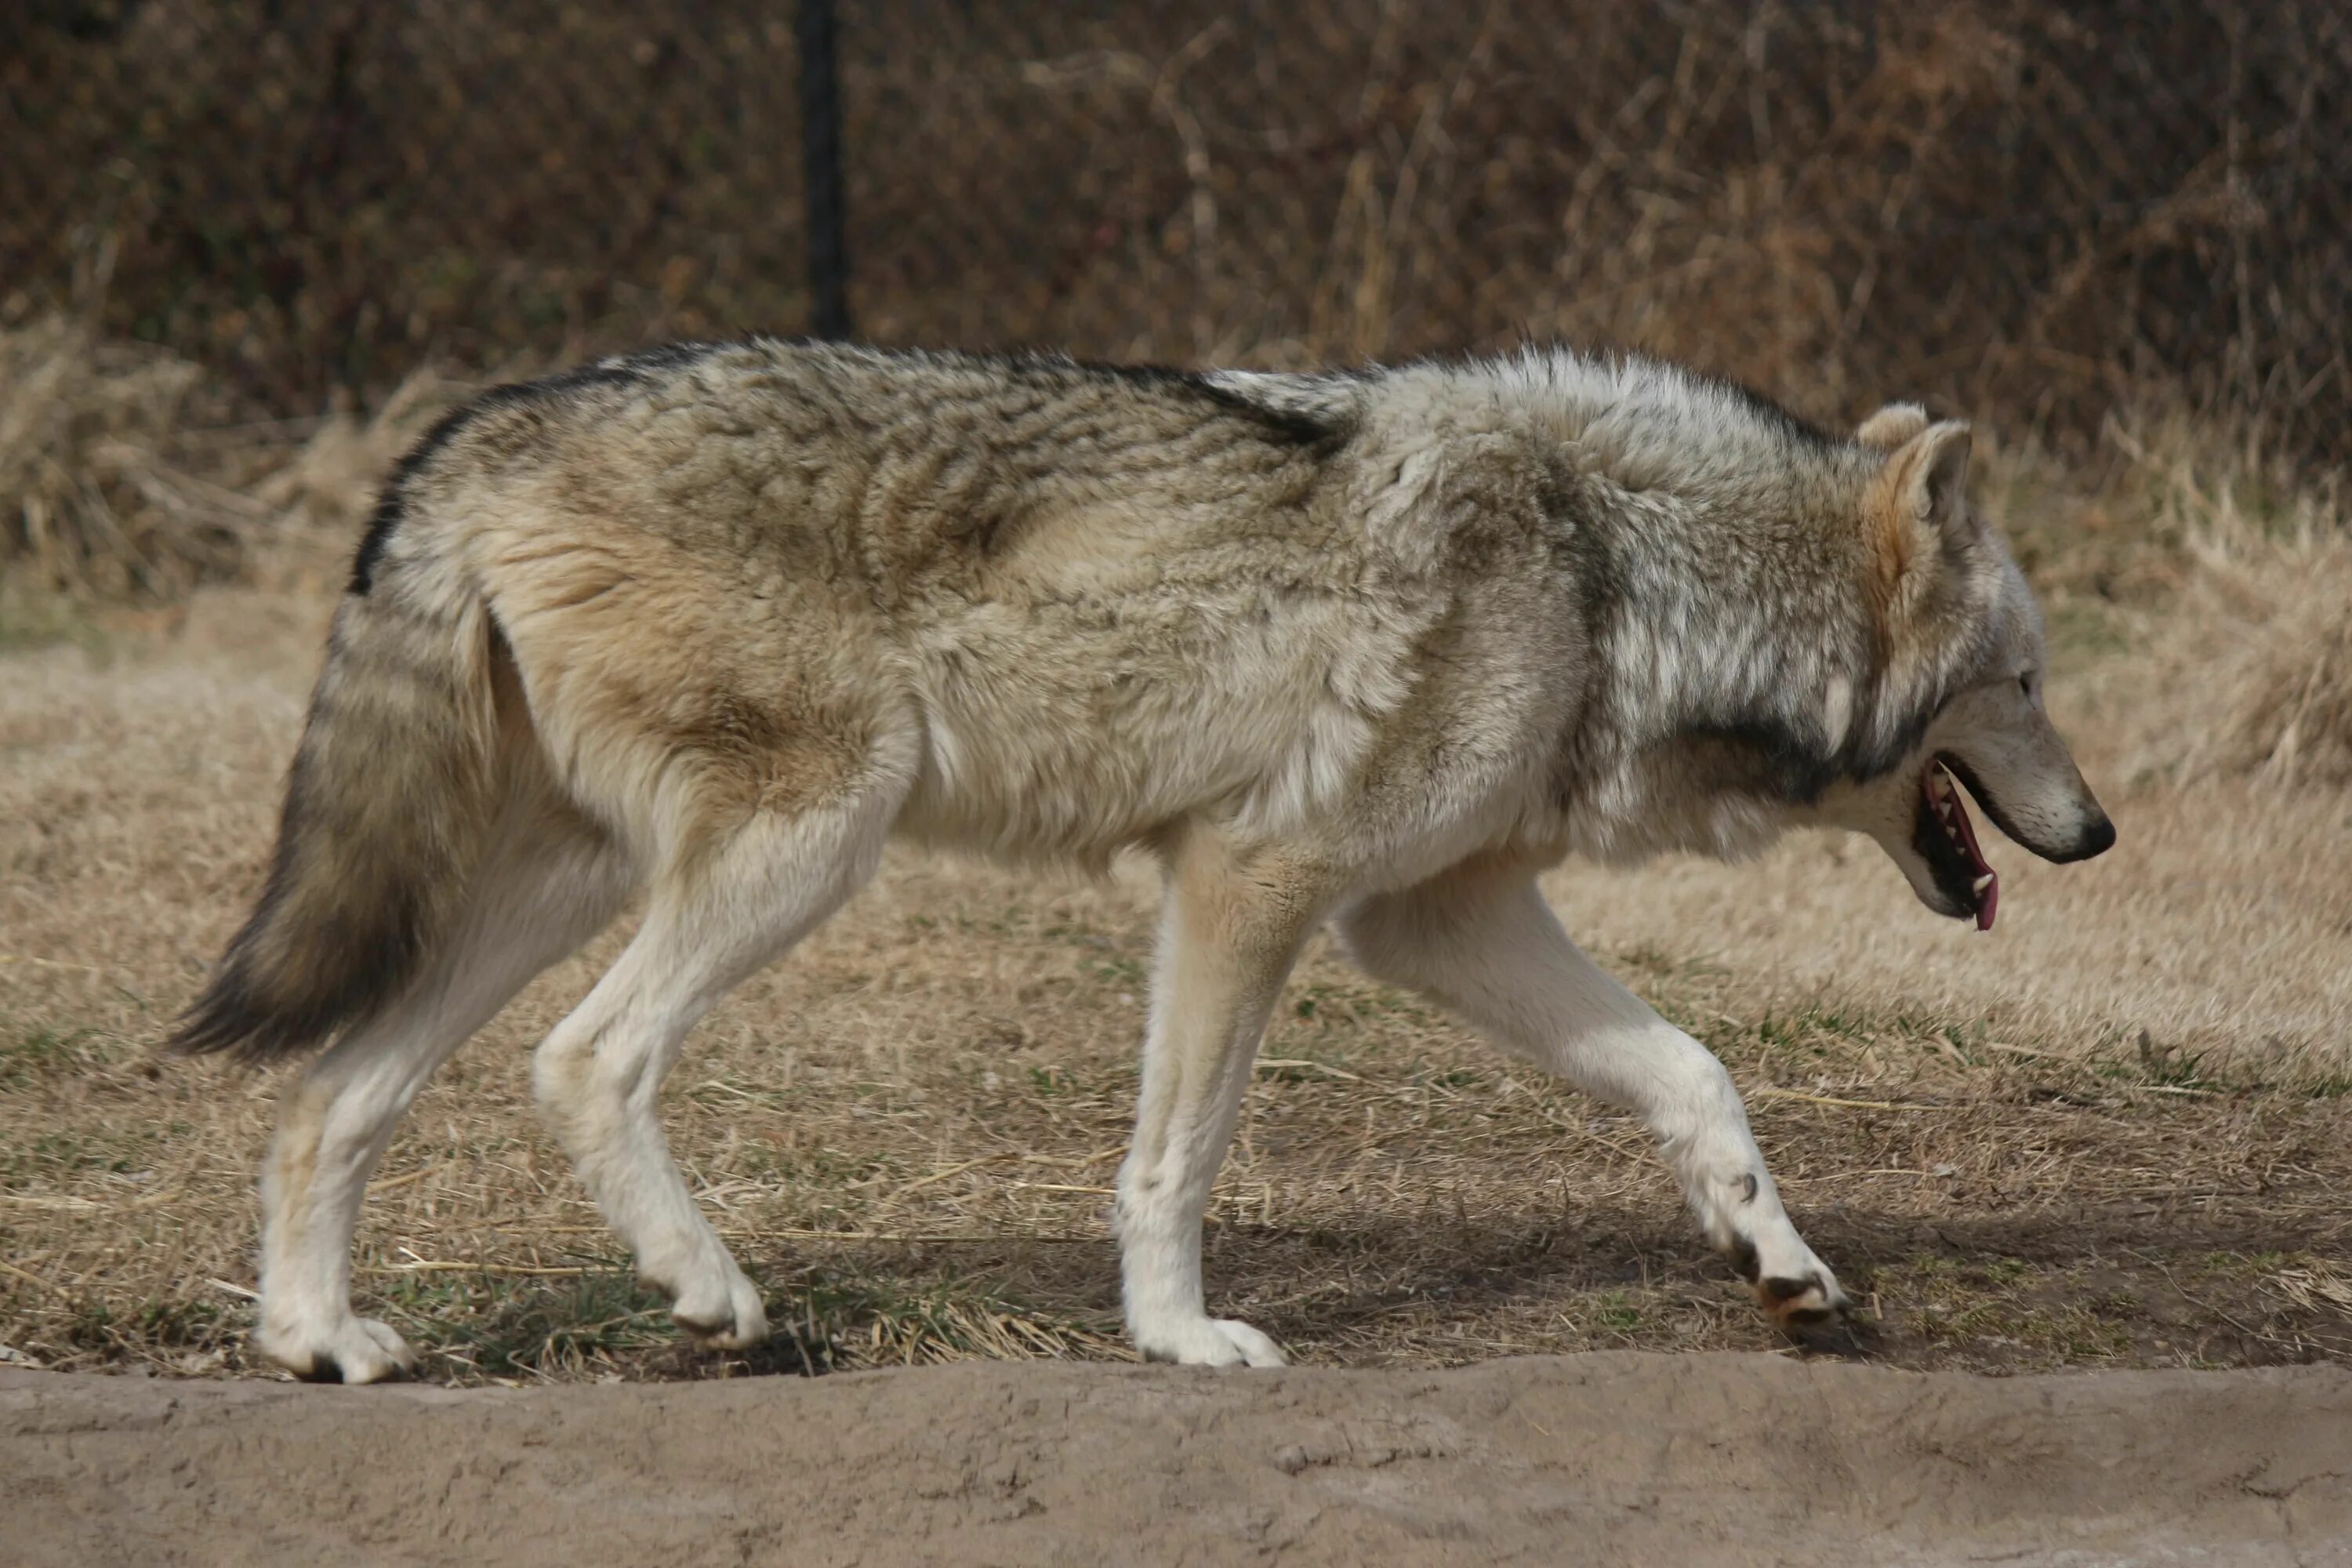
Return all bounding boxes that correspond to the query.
[168,487,506,1061]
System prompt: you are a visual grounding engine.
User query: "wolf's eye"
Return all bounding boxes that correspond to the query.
[2018,671,2038,699]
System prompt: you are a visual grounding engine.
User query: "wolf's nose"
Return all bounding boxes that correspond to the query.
[2077,815,2117,859]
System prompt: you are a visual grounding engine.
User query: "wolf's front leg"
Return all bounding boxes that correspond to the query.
[1117,833,1329,1367]
[1338,862,1849,1327]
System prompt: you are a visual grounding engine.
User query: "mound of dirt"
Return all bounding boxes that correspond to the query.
[7,1353,2347,1566]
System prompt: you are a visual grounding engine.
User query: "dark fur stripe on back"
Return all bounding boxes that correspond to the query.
[350,343,724,597]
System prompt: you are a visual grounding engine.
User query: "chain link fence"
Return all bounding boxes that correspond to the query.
[5,0,2347,459]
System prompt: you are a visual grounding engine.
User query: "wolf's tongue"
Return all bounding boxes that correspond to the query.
[1945,783,1998,932]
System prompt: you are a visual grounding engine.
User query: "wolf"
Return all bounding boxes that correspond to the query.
[169,339,2114,1381]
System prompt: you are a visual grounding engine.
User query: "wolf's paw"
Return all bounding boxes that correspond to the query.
[1753,1265,1852,1330]
[259,1316,417,1385]
[670,1263,770,1351]
[1134,1315,1287,1367]
[1690,1165,1852,1330]
[1726,1231,1852,1330]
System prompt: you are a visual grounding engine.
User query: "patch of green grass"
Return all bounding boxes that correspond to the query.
[1081,953,1146,986]
[1872,1253,2140,1363]
[736,1142,896,1186]
[361,1261,1119,1381]
[58,1293,229,1356]
[1617,943,1735,982]
[1286,980,1434,1029]
[2071,1032,2352,1099]
[1749,1005,1883,1055]
[1980,1303,2134,1359]
[1591,1291,1645,1331]
[2,1124,157,1183]
[374,1265,674,1377]
[2092,1029,2221,1092]
[1882,1252,2029,1287]
[781,1274,1123,1373]
[0,1025,107,1086]
[2085,1290,2146,1322]
[132,1294,229,1347]
[1678,1000,2070,1079]
[1026,1065,1079,1097]
[0,585,105,656]
[1689,1000,1913,1065]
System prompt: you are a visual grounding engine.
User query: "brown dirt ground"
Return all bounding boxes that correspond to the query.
[9,1356,2351,1566]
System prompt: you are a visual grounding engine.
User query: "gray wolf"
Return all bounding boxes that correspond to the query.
[169,339,2114,1381]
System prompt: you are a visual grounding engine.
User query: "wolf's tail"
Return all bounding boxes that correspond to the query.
[168,554,508,1062]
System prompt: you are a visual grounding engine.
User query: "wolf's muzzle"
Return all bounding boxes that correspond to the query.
[2043,812,2116,864]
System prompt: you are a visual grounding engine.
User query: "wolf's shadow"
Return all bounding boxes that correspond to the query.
[717,1200,2332,1373]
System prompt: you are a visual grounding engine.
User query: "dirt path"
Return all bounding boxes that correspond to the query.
[8,1356,2349,1566]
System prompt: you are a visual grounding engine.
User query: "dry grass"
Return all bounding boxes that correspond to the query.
[2087,415,2352,789]
[0,316,245,598]
[0,314,463,605]
[13,3,2349,462]
[2,387,2348,1386]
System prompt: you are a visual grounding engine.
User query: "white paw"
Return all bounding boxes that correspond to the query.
[1754,1261,1851,1328]
[258,1315,417,1385]
[670,1262,769,1350]
[1727,1227,1850,1329]
[1690,1167,1851,1330]
[1134,1316,1287,1367]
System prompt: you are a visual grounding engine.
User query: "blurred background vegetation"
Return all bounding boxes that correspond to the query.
[2,0,2347,595]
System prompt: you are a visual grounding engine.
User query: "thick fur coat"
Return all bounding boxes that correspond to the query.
[170,340,2113,1379]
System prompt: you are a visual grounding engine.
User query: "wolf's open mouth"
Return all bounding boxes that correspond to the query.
[1926,760,1998,931]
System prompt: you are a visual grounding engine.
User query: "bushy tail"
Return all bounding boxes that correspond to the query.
[169,574,507,1061]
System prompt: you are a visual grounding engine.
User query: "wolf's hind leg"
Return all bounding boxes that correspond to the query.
[257,802,632,1383]
[1337,862,1849,1328]
[531,751,911,1352]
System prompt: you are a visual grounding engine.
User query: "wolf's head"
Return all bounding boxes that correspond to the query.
[1809,404,2114,929]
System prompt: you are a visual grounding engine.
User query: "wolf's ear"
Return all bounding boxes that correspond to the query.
[1896,421,1973,536]
[1855,402,1930,450]
[1870,419,1977,593]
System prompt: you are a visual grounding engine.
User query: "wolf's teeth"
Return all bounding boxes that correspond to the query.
[1971,874,1994,895]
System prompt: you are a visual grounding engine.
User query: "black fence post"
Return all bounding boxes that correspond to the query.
[798,0,851,339]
